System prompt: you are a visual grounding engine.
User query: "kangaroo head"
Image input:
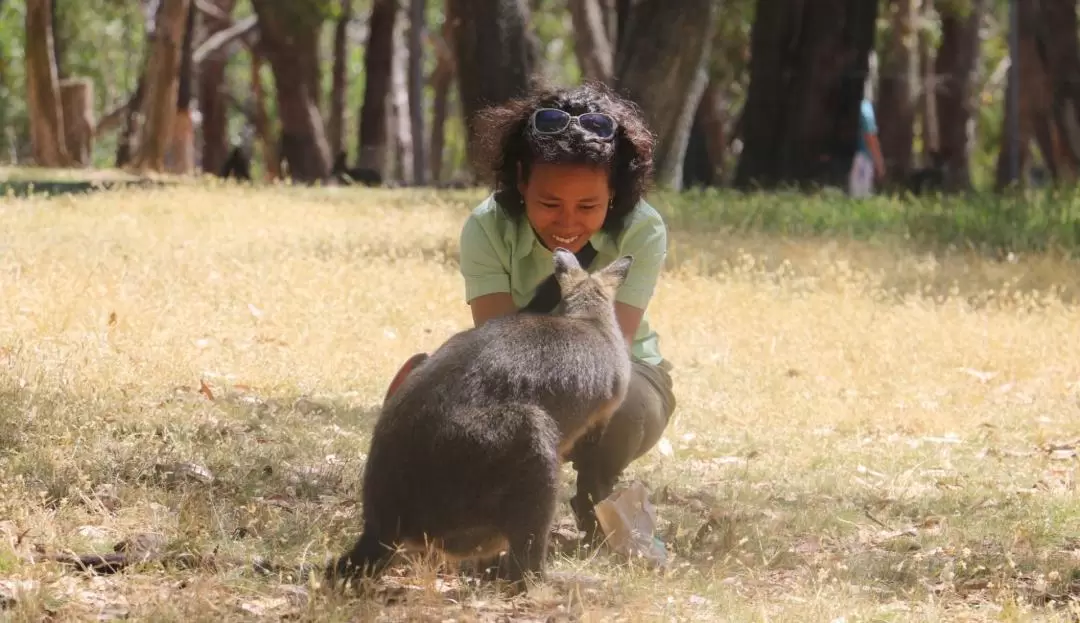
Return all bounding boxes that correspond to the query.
[552,248,634,317]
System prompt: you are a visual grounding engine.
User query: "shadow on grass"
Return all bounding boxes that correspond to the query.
[0,178,175,198]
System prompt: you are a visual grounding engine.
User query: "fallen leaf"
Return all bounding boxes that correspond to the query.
[76,525,111,540]
[1050,449,1076,461]
[957,367,998,383]
[856,464,887,478]
[921,434,962,444]
[238,597,289,617]
[156,462,214,486]
[199,379,214,401]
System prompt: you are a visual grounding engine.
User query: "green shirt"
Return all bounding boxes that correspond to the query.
[458,194,667,365]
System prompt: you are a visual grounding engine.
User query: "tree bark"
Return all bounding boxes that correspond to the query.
[197,0,237,176]
[328,0,352,159]
[116,79,144,168]
[995,0,1054,189]
[391,8,413,183]
[251,0,332,183]
[613,0,631,56]
[933,0,986,192]
[59,78,94,167]
[429,17,456,183]
[918,0,939,157]
[681,80,727,189]
[1039,0,1080,181]
[446,0,538,167]
[357,0,397,173]
[50,0,65,80]
[875,0,917,186]
[131,0,192,173]
[734,0,880,191]
[408,0,428,185]
[568,0,614,84]
[614,0,718,191]
[250,50,280,180]
[165,0,197,174]
[25,0,70,167]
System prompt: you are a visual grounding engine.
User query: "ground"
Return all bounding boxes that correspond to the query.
[1,182,1079,622]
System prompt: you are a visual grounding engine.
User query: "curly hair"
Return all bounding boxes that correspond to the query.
[470,80,656,235]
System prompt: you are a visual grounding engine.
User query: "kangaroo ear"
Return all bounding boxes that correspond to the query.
[597,254,634,289]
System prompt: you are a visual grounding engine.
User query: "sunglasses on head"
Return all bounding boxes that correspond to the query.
[529,108,618,141]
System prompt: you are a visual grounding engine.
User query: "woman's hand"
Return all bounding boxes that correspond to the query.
[469,293,518,327]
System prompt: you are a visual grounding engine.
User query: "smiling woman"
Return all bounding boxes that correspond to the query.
[384,81,678,543]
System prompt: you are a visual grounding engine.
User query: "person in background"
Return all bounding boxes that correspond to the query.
[850,97,886,197]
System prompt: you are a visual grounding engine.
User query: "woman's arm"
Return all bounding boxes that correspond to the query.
[614,302,645,348]
[469,292,518,327]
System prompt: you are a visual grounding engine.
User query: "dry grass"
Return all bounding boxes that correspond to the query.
[1,183,1080,622]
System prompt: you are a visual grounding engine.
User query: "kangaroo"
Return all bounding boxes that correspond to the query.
[326,248,634,594]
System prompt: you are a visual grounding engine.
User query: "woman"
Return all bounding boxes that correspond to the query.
[387,81,676,543]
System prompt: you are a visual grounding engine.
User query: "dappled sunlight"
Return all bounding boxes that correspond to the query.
[2,185,1080,621]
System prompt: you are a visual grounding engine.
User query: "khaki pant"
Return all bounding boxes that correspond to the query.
[567,357,677,541]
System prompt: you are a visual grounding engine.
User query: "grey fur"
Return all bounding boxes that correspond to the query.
[326,248,635,594]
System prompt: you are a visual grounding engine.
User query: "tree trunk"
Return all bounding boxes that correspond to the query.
[250,50,280,180]
[116,78,144,168]
[734,0,880,191]
[197,0,237,176]
[59,78,94,167]
[933,0,986,192]
[429,17,456,183]
[357,0,397,174]
[614,0,718,191]
[875,0,917,186]
[50,0,65,80]
[408,0,428,185]
[568,0,614,84]
[328,0,352,159]
[995,0,1054,189]
[165,0,197,174]
[600,0,617,46]
[681,80,727,189]
[446,0,538,167]
[131,0,192,173]
[682,107,712,190]
[251,0,332,183]
[25,0,70,167]
[918,0,939,158]
[1039,0,1080,181]
[614,0,631,56]
[391,8,413,183]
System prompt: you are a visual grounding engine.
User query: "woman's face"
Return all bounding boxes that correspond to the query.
[518,162,610,254]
